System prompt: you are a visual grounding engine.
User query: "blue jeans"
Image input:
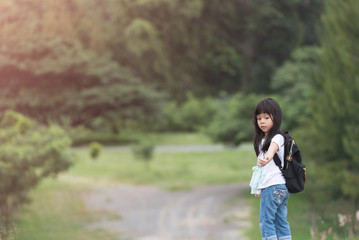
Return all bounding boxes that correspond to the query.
[259,184,291,240]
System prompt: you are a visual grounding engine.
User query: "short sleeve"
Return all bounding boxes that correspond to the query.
[271,134,284,149]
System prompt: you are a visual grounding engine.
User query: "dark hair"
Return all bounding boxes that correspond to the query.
[253,98,283,156]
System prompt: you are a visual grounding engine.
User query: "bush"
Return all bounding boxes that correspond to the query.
[0,110,72,234]
[205,93,265,146]
[89,142,103,160]
[157,92,217,132]
[132,139,155,168]
[270,46,319,130]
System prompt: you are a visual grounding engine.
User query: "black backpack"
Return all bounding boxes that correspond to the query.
[273,132,307,193]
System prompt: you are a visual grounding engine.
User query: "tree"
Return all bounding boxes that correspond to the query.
[0,0,324,128]
[89,142,103,160]
[0,0,164,128]
[157,93,217,132]
[112,0,324,98]
[271,46,320,130]
[132,139,155,169]
[0,46,164,127]
[0,111,72,235]
[205,93,265,145]
[307,0,359,202]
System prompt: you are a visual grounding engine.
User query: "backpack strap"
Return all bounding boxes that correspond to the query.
[274,131,290,171]
[273,153,283,170]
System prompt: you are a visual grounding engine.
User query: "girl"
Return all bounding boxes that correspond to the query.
[250,98,291,240]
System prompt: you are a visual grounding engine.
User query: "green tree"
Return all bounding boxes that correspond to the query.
[0,111,72,234]
[114,0,324,98]
[159,93,217,132]
[271,46,320,130]
[132,139,155,169]
[0,0,324,130]
[307,0,359,203]
[0,0,164,128]
[89,141,103,160]
[205,93,265,145]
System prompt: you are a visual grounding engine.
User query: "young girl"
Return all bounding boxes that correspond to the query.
[250,98,292,240]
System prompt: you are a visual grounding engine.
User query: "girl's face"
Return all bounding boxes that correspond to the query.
[256,113,273,137]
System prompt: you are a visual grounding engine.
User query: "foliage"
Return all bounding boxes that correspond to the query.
[205,93,265,146]
[89,142,103,160]
[132,139,155,168]
[136,0,324,96]
[70,129,138,146]
[0,0,324,118]
[271,46,320,130]
[306,0,359,203]
[311,208,359,240]
[0,111,72,234]
[0,0,165,127]
[158,93,217,132]
[0,0,326,145]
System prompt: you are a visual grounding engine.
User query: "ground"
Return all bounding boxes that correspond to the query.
[83,183,251,240]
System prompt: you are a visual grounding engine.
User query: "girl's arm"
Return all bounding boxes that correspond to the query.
[258,142,279,167]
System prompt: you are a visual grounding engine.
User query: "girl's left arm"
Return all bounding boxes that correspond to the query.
[258,142,279,167]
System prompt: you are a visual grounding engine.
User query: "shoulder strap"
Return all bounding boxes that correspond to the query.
[273,153,283,170]
[273,132,287,171]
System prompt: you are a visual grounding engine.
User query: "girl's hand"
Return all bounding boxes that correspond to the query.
[257,157,270,167]
[255,194,261,198]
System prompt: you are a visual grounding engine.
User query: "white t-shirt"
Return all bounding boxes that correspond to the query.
[257,134,286,191]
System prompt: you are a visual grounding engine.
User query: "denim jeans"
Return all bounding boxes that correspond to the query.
[259,184,291,240]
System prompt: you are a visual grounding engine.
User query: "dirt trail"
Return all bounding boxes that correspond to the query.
[83,183,251,240]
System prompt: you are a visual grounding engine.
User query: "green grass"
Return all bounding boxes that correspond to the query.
[69,146,255,190]
[72,131,215,146]
[15,178,119,240]
[144,132,215,145]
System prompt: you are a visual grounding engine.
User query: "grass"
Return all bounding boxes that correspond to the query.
[15,178,120,240]
[69,147,255,190]
[143,132,215,145]
[72,131,215,146]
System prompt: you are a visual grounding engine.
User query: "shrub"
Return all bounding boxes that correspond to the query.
[0,110,72,234]
[271,46,319,130]
[132,140,155,168]
[158,92,217,132]
[89,141,103,160]
[205,93,265,146]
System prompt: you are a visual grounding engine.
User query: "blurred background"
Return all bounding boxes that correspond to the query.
[0,0,358,239]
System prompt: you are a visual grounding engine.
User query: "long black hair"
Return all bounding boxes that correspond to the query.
[253,98,283,156]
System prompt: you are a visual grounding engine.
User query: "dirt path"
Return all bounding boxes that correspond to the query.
[83,183,251,240]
